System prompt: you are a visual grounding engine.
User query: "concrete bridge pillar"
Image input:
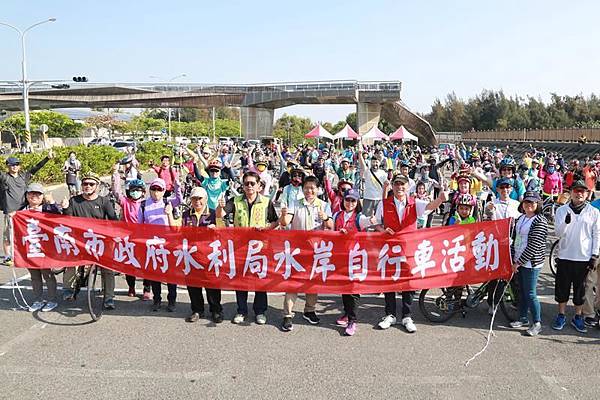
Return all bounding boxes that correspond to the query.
[357,102,382,145]
[241,107,274,140]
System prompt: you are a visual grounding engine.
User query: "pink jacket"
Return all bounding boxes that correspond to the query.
[538,169,562,195]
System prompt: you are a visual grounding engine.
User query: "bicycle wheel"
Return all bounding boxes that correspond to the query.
[419,288,459,323]
[87,265,104,321]
[499,279,520,322]
[548,240,559,277]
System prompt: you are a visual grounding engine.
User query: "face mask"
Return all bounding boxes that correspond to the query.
[291,178,302,186]
[547,166,555,174]
[130,190,143,200]
[70,155,76,161]
[257,165,266,172]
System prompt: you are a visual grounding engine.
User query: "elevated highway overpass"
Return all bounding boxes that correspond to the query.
[0,80,437,144]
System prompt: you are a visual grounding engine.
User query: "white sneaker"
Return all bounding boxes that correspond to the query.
[402,316,417,333]
[378,314,397,330]
[526,322,542,337]
[28,301,45,312]
[41,301,58,312]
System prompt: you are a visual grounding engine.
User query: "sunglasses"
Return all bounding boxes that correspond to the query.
[208,169,220,173]
[498,185,511,189]
[150,186,164,191]
[344,198,357,203]
[82,181,97,187]
[243,181,257,187]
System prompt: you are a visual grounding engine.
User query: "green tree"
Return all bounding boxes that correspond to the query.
[0,110,83,139]
[273,114,314,145]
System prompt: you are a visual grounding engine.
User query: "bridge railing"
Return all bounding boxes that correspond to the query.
[461,128,600,143]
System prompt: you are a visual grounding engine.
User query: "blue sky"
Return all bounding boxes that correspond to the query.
[2,0,600,123]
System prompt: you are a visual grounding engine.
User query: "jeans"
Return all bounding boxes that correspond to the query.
[187,287,222,314]
[518,267,541,323]
[384,291,414,318]
[150,281,177,303]
[235,291,267,315]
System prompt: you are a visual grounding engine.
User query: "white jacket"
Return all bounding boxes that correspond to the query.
[555,203,600,261]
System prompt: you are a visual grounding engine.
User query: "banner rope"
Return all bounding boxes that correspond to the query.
[464,272,515,367]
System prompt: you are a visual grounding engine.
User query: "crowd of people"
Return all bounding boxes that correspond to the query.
[2,139,600,337]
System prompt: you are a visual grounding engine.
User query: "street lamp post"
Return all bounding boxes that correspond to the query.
[0,18,56,152]
[150,73,186,142]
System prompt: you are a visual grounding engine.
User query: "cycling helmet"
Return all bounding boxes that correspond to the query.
[207,159,222,170]
[119,155,134,165]
[459,163,470,173]
[399,160,410,168]
[499,158,516,170]
[126,179,146,190]
[456,193,475,207]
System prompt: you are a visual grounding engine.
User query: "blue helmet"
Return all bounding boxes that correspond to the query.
[125,179,145,190]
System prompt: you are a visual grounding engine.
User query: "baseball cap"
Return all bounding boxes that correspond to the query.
[189,186,208,199]
[522,191,541,202]
[496,177,512,187]
[571,180,588,191]
[149,178,166,189]
[391,172,409,184]
[343,188,360,200]
[5,157,20,166]
[26,183,45,194]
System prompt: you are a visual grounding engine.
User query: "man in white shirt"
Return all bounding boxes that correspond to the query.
[484,177,521,221]
[553,180,600,333]
[358,150,389,217]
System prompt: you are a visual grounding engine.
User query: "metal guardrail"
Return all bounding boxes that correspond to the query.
[0,80,402,95]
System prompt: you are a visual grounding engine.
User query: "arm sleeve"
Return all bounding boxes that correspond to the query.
[517,217,548,265]
[29,157,50,177]
[266,201,278,223]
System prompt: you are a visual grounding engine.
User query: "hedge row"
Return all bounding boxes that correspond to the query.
[0,142,176,185]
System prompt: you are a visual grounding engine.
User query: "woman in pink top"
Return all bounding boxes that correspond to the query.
[538,160,562,201]
[111,165,151,299]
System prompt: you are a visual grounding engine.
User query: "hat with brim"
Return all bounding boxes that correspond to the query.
[571,180,588,191]
[189,186,207,199]
[6,157,20,166]
[343,188,360,200]
[150,178,166,190]
[26,183,45,194]
[496,177,512,187]
[392,173,409,184]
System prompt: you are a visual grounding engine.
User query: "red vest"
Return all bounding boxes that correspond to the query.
[382,195,417,232]
[334,211,361,232]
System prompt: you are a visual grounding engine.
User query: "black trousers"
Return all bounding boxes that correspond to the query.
[384,291,414,318]
[125,275,152,291]
[342,294,360,321]
[235,291,268,315]
[150,281,177,303]
[487,280,506,307]
[187,286,222,314]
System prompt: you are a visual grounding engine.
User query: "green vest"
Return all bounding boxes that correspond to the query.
[233,194,269,228]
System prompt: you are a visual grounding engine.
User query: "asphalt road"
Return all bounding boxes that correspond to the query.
[0,179,599,399]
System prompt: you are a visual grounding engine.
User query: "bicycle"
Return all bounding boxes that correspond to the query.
[52,265,104,321]
[418,279,520,323]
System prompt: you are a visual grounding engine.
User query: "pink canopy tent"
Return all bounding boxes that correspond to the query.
[305,124,335,140]
[389,125,419,142]
[361,125,389,141]
[333,124,359,140]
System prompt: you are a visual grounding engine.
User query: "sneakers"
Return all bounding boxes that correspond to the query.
[41,301,58,312]
[104,298,115,310]
[185,312,200,323]
[302,312,320,325]
[167,301,176,312]
[152,300,161,312]
[28,301,45,312]
[345,321,357,336]
[212,312,224,324]
[571,315,587,333]
[232,313,246,324]
[127,287,136,297]
[255,314,267,325]
[401,316,417,333]
[336,315,349,327]
[525,322,542,337]
[552,314,566,330]
[509,320,529,329]
[142,291,152,301]
[281,316,293,332]
[584,316,599,328]
[378,314,397,330]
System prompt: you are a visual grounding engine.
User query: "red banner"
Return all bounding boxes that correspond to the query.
[13,210,512,294]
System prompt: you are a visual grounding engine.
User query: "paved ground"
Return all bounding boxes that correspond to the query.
[1,181,599,399]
